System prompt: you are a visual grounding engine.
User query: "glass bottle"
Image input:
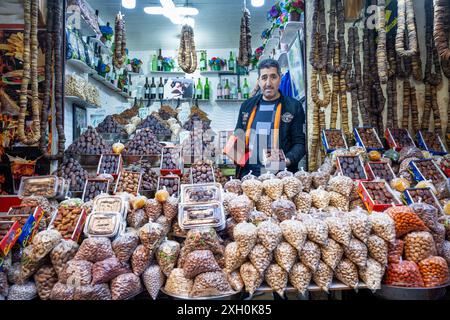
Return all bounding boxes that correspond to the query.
[200,51,207,72]
[150,77,157,100]
[196,78,203,99]
[157,49,163,72]
[224,79,230,99]
[228,51,235,72]
[158,77,164,99]
[217,82,223,99]
[144,77,150,99]
[243,78,250,99]
[204,77,210,100]
[151,54,158,72]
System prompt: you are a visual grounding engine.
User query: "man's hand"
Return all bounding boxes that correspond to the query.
[286,158,291,167]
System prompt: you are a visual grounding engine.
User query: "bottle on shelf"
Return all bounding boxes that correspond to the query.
[96,46,103,75]
[144,77,150,99]
[200,51,207,72]
[216,82,223,99]
[237,86,242,100]
[123,70,129,93]
[151,54,157,72]
[157,49,163,72]
[150,77,157,100]
[243,78,250,99]
[204,77,210,100]
[224,79,230,99]
[228,51,235,72]
[110,66,116,85]
[158,77,164,100]
[128,74,133,97]
[196,78,203,100]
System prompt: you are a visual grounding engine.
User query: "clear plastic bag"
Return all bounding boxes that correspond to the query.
[73,283,111,300]
[294,192,312,213]
[404,231,437,263]
[265,263,288,297]
[239,262,263,295]
[127,208,148,229]
[234,222,257,258]
[274,242,297,273]
[312,260,333,293]
[142,264,165,300]
[327,175,354,197]
[226,218,237,241]
[242,178,263,202]
[92,257,129,284]
[432,223,446,256]
[190,271,234,297]
[241,171,257,182]
[223,192,238,216]
[386,206,429,238]
[328,191,349,211]
[384,260,424,287]
[51,240,79,278]
[271,199,296,222]
[7,262,23,285]
[139,223,165,252]
[344,238,368,268]
[302,217,329,246]
[60,260,93,286]
[155,216,171,235]
[358,258,383,291]
[182,250,221,279]
[31,229,62,262]
[280,220,307,252]
[259,172,276,182]
[163,196,179,222]
[34,265,58,300]
[369,212,396,243]
[257,220,282,252]
[289,262,311,295]
[399,146,424,163]
[256,195,274,217]
[112,231,140,263]
[440,241,450,266]
[282,176,302,198]
[74,237,114,263]
[388,239,404,264]
[50,282,74,300]
[225,242,245,274]
[438,216,450,239]
[295,169,312,192]
[325,216,352,247]
[299,241,321,272]
[248,210,269,226]
[248,244,273,275]
[228,195,253,223]
[277,169,294,179]
[345,210,371,243]
[156,240,180,277]
[320,239,343,270]
[311,171,330,189]
[409,202,439,231]
[183,227,224,256]
[335,258,359,290]
[224,178,243,195]
[367,235,388,266]
[131,245,152,276]
[145,199,162,222]
[227,271,244,292]
[0,272,8,297]
[7,282,37,300]
[418,256,449,287]
[20,245,42,281]
[310,188,331,209]
[262,178,284,201]
[164,268,193,297]
[110,273,143,300]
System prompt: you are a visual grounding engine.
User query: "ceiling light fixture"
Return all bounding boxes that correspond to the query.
[143,0,198,26]
[122,0,136,9]
[143,7,165,14]
[251,0,265,7]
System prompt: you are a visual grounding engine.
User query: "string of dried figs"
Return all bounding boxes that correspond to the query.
[395,0,418,57]
[309,0,327,70]
[433,0,450,60]
[376,0,388,83]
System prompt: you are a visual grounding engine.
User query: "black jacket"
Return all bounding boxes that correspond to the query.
[234,92,306,175]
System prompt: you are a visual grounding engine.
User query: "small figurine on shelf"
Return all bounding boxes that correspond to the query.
[209,57,225,71]
[130,58,143,74]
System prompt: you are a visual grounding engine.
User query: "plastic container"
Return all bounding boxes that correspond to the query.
[96,154,123,178]
[354,127,384,152]
[336,155,369,181]
[180,183,223,205]
[83,212,122,238]
[385,128,416,151]
[262,149,286,172]
[322,129,348,153]
[157,175,181,197]
[92,195,127,218]
[402,188,443,212]
[178,202,225,230]
[408,159,447,185]
[18,175,59,198]
[417,131,448,156]
[56,178,70,200]
[114,171,143,196]
[190,164,216,184]
[160,146,183,176]
[358,181,402,213]
[81,178,111,203]
[365,162,396,182]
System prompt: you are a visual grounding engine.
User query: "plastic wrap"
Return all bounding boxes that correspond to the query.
[223,192,238,215]
[145,199,162,222]
[0,272,8,297]
[164,268,193,297]
[224,178,243,195]
[74,237,114,263]
[111,273,143,300]
[224,242,245,274]
[142,264,165,300]
[280,220,307,252]
[344,239,368,268]
[282,176,302,198]
[299,241,321,272]
[294,192,312,213]
[327,175,354,197]
[441,241,450,266]
[92,257,129,284]
[31,229,62,262]
[312,260,333,292]
[239,262,263,295]
[310,188,331,209]
[417,256,449,287]
[388,239,404,264]
[409,202,439,231]
[289,262,311,295]
[271,199,296,222]
[302,217,329,246]
[265,263,288,297]
[156,240,180,277]
[404,231,437,263]
[50,282,74,300]
[241,178,263,202]
[183,227,224,256]
[20,245,42,281]
[359,258,383,291]
[328,191,349,211]
[34,265,58,300]
[127,208,148,229]
[139,223,165,252]
[256,220,282,252]
[131,245,152,276]
[182,250,221,279]
[384,260,424,287]
[320,239,343,270]
[60,260,93,286]
[234,222,257,258]
[335,258,359,289]
[112,231,140,263]
[73,283,111,300]
[438,216,450,239]
[190,271,233,297]
[390,177,411,193]
[274,242,297,273]
[295,169,312,192]
[261,178,283,201]
[227,271,244,292]
[367,235,388,266]
[345,210,371,243]
[228,195,253,223]
[255,195,273,217]
[7,282,37,300]
[386,206,429,238]
[163,196,179,222]
[325,216,352,246]
[399,146,424,163]
[248,210,269,226]
[369,212,396,243]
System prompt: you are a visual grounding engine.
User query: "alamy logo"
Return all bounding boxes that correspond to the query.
[67,5,81,30]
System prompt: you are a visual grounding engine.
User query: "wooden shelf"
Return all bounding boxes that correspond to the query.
[280,21,302,48]
[65,96,100,109]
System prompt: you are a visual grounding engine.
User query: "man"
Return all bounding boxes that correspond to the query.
[233,59,306,178]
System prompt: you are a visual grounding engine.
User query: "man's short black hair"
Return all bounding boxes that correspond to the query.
[258,58,281,77]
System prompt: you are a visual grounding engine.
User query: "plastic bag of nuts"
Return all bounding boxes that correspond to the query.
[325,216,352,247]
[258,172,276,182]
[223,192,238,215]
[289,262,312,295]
[302,217,329,246]
[142,264,165,300]
[190,271,234,297]
[344,238,368,268]
[256,195,273,217]
[358,258,384,291]
[240,262,263,295]
[7,282,37,300]
[139,223,165,252]
[182,250,221,279]
[295,169,312,192]
[274,242,297,273]
[183,227,224,256]
[409,202,439,231]
[0,272,8,297]
[111,273,143,300]
[92,257,129,284]
[73,283,111,300]
[310,188,331,209]
[327,175,354,197]
[404,231,437,263]
[277,169,294,179]
[59,260,93,286]
[228,195,253,223]
[50,240,79,278]
[386,206,429,238]
[34,265,58,300]
[248,210,269,226]
[265,263,288,297]
[299,241,321,272]
[248,244,273,275]
[388,239,404,264]
[156,240,180,277]
[328,192,349,211]
[257,220,283,252]
[31,229,62,262]
[369,212,396,243]
[234,222,257,258]
[50,282,74,300]
[163,196,179,222]
[280,220,307,252]
[242,178,263,202]
[165,268,193,297]
[227,271,244,292]
[224,178,243,195]
[345,210,371,244]
[20,245,43,281]
[225,242,245,274]
[112,230,140,263]
[384,260,424,287]
[282,176,302,199]
[145,199,162,222]
[294,192,312,213]
[127,208,148,229]
[74,237,115,263]
[131,245,152,276]
[418,256,449,287]
[320,239,344,270]
[271,199,296,222]
[262,178,284,201]
[311,171,330,189]
[367,235,388,266]
[335,258,359,290]
[312,260,333,292]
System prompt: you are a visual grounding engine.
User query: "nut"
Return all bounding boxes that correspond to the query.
[320,239,344,270]
[310,188,331,209]
[294,192,312,213]
[7,282,37,300]
[280,220,307,252]
[112,231,139,263]
[274,242,297,273]
[271,199,296,222]
[256,195,274,216]
[344,238,368,268]
[190,271,233,297]
[386,206,429,238]
[262,179,284,201]
[110,273,143,300]
[183,250,221,279]
[387,239,404,264]
[249,244,273,275]
[227,271,244,292]
[335,258,359,289]
[418,256,449,287]
[242,178,263,202]
[257,221,282,252]
[50,240,79,277]
[289,262,312,295]
[384,260,424,287]
[358,258,383,291]
[311,171,330,189]
[156,240,180,277]
[327,175,354,197]
[325,216,352,246]
[282,176,302,198]
[328,191,349,211]
[234,222,257,258]
[34,265,58,300]
[224,179,243,195]
[225,242,245,273]
[228,195,253,223]
[345,211,371,243]
[139,223,165,252]
[369,212,396,243]
[52,206,83,239]
[404,231,437,263]
[302,217,329,246]
[299,241,321,272]
[240,262,263,295]
[367,235,388,266]
[74,237,115,263]
[131,245,152,276]
[265,263,288,297]
[312,260,333,292]
[145,199,162,222]
[294,170,312,192]
[164,268,193,297]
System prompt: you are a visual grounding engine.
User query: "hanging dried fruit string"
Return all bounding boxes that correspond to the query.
[434,0,450,61]
[18,0,41,145]
[178,25,198,74]
[395,0,418,57]
[346,26,358,128]
[353,26,369,126]
[376,0,388,84]
[114,13,126,69]
[386,33,398,129]
[237,8,252,67]
[411,18,423,82]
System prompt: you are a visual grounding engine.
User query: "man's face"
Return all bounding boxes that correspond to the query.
[258,67,281,100]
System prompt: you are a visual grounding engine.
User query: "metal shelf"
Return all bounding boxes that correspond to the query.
[66,59,97,74]
[280,21,302,47]
[148,71,186,77]
[90,74,131,99]
[65,96,100,109]
[200,71,238,76]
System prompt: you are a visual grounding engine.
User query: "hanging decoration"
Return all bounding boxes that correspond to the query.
[113,12,127,69]
[433,0,450,61]
[376,0,388,84]
[386,33,398,129]
[238,7,252,67]
[395,0,418,57]
[178,24,198,74]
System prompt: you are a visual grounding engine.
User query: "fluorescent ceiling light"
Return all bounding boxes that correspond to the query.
[144,6,165,14]
[144,0,198,25]
[122,0,136,9]
[251,0,264,7]
[177,7,199,16]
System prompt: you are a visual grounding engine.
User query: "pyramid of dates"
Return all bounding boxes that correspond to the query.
[96,115,125,134]
[55,157,89,191]
[66,126,111,155]
[137,113,171,136]
[124,128,162,155]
